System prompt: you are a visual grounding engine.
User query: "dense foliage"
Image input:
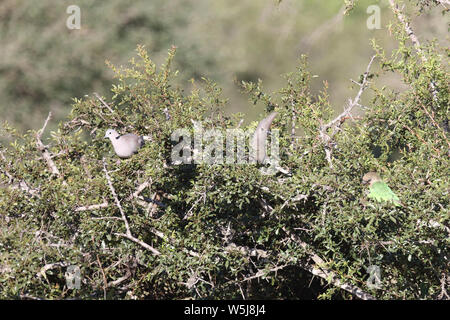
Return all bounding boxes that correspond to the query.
[0,1,448,299]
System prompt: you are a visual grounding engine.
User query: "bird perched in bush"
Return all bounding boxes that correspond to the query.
[362,172,401,206]
[250,111,278,164]
[104,129,144,158]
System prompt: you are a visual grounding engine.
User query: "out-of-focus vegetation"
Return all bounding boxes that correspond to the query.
[0,0,447,132]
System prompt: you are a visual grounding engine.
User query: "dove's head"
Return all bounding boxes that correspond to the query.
[104,129,119,140]
[362,172,382,186]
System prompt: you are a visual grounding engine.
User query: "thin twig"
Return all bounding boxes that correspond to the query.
[36,112,62,177]
[96,254,108,299]
[436,0,450,6]
[319,55,376,168]
[283,227,375,300]
[437,273,449,300]
[241,264,288,282]
[0,152,40,197]
[114,232,161,256]
[126,179,152,201]
[75,202,109,212]
[107,270,132,288]
[94,92,114,113]
[102,158,161,256]
[388,0,441,107]
[417,100,450,148]
[402,124,441,156]
[37,262,71,280]
[149,227,200,257]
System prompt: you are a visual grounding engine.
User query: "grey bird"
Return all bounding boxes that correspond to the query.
[250,111,278,163]
[104,129,144,158]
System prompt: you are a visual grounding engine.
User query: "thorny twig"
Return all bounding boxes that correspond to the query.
[319,55,376,168]
[388,0,441,109]
[0,150,40,197]
[36,112,63,178]
[256,196,375,300]
[283,227,375,300]
[94,92,114,114]
[102,158,161,256]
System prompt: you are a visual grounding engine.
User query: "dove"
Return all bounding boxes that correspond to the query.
[104,129,144,158]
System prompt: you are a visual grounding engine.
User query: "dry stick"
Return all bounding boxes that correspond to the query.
[149,227,200,258]
[437,273,450,300]
[241,264,288,282]
[96,254,108,299]
[37,261,72,280]
[36,112,63,178]
[102,159,131,235]
[126,179,152,201]
[183,192,206,220]
[107,270,132,288]
[89,165,192,257]
[125,178,167,208]
[291,100,297,147]
[402,124,441,156]
[75,202,109,212]
[258,199,374,299]
[388,0,441,108]
[283,227,375,300]
[94,92,114,114]
[0,151,40,197]
[418,101,450,148]
[113,232,161,255]
[76,179,164,212]
[319,55,376,168]
[102,158,161,256]
[78,177,172,255]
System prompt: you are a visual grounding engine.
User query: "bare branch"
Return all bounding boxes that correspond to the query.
[437,273,449,300]
[319,55,376,168]
[36,112,62,177]
[102,158,131,236]
[1,147,39,198]
[417,101,450,148]
[37,261,71,280]
[241,264,288,282]
[283,227,375,300]
[102,158,161,256]
[75,201,109,212]
[107,270,132,288]
[388,0,441,107]
[96,254,108,299]
[94,92,114,113]
[114,232,161,256]
[321,55,375,135]
[149,227,200,257]
[183,192,206,220]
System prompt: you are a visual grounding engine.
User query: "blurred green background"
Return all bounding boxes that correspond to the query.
[0,0,447,132]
